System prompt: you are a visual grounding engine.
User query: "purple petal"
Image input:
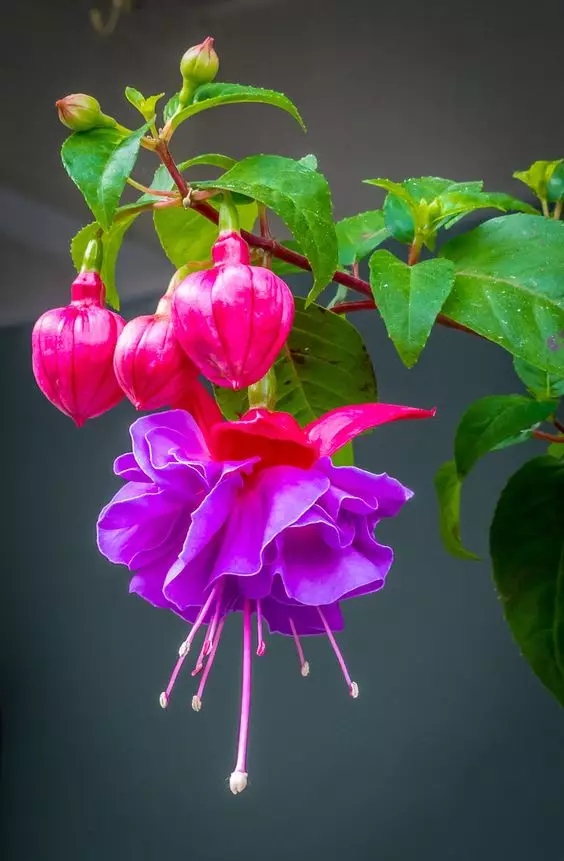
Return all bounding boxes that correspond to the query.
[318,459,413,518]
[279,520,392,605]
[97,482,186,569]
[210,465,330,581]
[129,410,211,489]
[114,452,146,482]
[261,596,344,635]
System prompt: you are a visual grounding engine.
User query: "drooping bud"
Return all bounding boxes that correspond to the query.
[56,93,117,132]
[179,37,219,105]
[113,289,198,411]
[171,230,295,390]
[32,246,125,426]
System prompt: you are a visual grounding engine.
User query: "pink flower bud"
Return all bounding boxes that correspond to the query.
[171,231,295,390]
[55,94,116,132]
[113,294,198,411]
[31,272,126,426]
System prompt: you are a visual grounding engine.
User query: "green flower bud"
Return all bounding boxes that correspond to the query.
[56,94,117,132]
[179,37,219,105]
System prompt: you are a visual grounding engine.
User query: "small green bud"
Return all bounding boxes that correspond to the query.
[56,94,117,132]
[179,37,219,105]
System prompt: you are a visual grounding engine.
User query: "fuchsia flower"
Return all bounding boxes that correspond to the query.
[32,271,125,426]
[172,231,294,390]
[113,293,198,411]
[97,400,434,793]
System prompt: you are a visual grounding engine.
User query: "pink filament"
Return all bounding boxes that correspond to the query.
[164,586,217,700]
[317,606,355,694]
[192,599,222,676]
[256,599,266,656]
[289,617,308,671]
[233,599,253,775]
[195,617,226,702]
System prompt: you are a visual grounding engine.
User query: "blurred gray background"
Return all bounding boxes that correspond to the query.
[1,0,564,859]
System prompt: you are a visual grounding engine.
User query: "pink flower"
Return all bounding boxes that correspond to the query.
[31,271,125,426]
[114,294,199,411]
[172,231,294,390]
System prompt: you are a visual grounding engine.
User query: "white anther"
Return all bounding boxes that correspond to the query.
[301,661,310,677]
[178,640,189,657]
[350,681,359,699]
[191,695,202,712]
[159,692,168,709]
[229,771,248,795]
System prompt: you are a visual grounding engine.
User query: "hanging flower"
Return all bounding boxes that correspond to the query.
[97,401,434,793]
[171,230,295,390]
[32,270,125,426]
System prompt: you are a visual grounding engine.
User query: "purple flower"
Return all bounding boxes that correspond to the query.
[97,403,434,793]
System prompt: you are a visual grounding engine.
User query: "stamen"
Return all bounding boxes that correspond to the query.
[193,617,226,709]
[317,606,358,698]
[229,599,252,795]
[192,593,224,676]
[256,599,266,656]
[161,586,218,704]
[289,617,310,677]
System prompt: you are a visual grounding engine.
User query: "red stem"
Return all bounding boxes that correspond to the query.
[332,300,375,314]
[554,418,564,434]
[532,429,564,444]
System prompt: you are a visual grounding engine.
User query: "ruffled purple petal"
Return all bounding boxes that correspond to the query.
[317,459,413,519]
[97,482,186,569]
[279,517,393,605]
[114,452,147,482]
[129,410,211,489]
[210,465,330,581]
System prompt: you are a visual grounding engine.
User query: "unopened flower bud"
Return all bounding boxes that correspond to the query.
[172,231,295,390]
[113,293,198,411]
[179,37,219,105]
[56,93,117,132]
[32,271,125,426]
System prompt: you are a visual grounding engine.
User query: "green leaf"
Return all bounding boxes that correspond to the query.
[548,443,564,459]
[326,283,349,310]
[163,93,180,123]
[514,159,562,200]
[124,87,145,109]
[382,193,416,243]
[547,162,564,203]
[435,460,479,560]
[513,356,564,400]
[268,239,305,276]
[332,442,354,467]
[179,153,237,172]
[167,82,305,133]
[435,190,537,230]
[440,214,564,376]
[70,214,139,309]
[195,155,338,302]
[61,125,148,229]
[154,200,257,268]
[125,87,164,121]
[215,298,377,432]
[335,211,389,266]
[364,178,413,203]
[368,251,455,367]
[454,395,556,478]
[490,456,564,706]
